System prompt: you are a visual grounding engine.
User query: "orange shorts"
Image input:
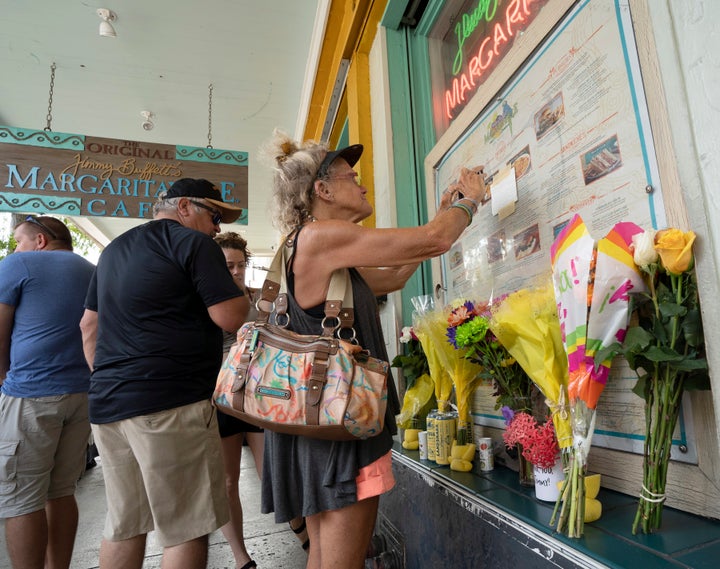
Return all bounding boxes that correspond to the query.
[355,451,395,501]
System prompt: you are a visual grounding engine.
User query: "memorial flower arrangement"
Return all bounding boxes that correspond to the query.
[393,326,435,431]
[550,216,645,538]
[502,410,560,469]
[597,228,709,534]
[391,326,430,390]
[413,306,455,415]
[447,299,534,413]
[488,285,572,449]
[426,301,483,435]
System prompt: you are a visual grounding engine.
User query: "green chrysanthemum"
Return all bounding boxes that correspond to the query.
[455,317,490,349]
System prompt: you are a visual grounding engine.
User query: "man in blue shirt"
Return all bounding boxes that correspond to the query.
[0,216,95,569]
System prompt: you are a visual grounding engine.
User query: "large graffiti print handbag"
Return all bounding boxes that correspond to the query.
[213,234,389,440]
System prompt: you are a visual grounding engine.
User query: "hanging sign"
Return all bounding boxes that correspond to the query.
[0,126,249,223]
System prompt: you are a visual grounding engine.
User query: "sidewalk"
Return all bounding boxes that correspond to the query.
[0,453,308,569]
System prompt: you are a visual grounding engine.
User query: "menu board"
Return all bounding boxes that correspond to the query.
[435,0,696,462]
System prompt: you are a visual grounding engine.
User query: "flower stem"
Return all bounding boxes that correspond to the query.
[633,269,688,533]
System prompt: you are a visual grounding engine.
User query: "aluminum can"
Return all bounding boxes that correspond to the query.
[418,431,428,460]
[426,409,438,462]
[434,412,456,465]
[478,437,494,471]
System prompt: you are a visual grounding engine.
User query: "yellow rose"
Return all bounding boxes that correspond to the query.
[654,229,696,274]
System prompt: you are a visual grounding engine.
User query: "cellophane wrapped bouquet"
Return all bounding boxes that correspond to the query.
[411,296,454,416]
[550,215,646,537]
[392,325,435,431]
[489,285,572,451]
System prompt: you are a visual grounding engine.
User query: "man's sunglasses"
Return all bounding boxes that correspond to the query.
[191,201,222,225]
[25,216,58,239]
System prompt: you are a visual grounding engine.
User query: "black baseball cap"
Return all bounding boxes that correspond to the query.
[315,144,363,179]
[164,178,243,223]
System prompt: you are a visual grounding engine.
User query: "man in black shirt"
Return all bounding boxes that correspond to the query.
[80,178,248,569]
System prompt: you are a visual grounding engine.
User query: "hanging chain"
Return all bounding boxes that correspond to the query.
[207,83,213,149]
[44,62,56,132]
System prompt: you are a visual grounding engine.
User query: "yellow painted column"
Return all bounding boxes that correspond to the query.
[347,51,376,228]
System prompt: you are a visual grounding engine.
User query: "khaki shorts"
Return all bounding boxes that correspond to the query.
[92,400,229,547]
[0,392,90,518]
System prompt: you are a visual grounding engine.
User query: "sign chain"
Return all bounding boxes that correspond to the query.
[44,62,56,132]
[207,83,213,149]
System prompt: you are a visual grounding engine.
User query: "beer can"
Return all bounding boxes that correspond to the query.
[434,412,456,466]
[426,410,438,462]
[478,437,494,471]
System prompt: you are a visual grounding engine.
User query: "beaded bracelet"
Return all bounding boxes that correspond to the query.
[458,197,479,212]
[450,202,473,226]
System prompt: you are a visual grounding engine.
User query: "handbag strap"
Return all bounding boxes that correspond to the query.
[255,228,355,339]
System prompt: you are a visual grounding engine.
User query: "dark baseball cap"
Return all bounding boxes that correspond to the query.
[164,178,243,223]
[315,144,363,179]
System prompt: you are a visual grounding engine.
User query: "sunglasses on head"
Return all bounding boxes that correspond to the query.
[191,201,222,225]
[25,216,58,239]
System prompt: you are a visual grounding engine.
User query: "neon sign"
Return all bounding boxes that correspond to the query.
[443,0,546,120]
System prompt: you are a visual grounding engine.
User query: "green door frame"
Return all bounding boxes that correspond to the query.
[382,0,445,325]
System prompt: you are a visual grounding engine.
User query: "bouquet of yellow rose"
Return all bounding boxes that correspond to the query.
[598,228,709,533]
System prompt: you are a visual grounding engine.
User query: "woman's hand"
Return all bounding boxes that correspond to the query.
[457,166,487,203]
[439,184,462,211]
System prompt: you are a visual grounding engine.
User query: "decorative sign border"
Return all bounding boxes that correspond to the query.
[0,126,248,224]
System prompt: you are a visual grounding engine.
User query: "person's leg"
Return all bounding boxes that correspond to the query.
[45,393,90,569]
[1,394,75,569]
[307,496,379,569]
[91,422,154,555]
[161,535,209,569]
[98,534,146,569]
[4,509,47,569]
[45,495,79,569]
[289,515,310,552]
[219,432,254,567]
[245,431,264,479]
[136,402,228,547]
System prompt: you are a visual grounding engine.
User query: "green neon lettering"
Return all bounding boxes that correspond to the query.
[451,0,498,76]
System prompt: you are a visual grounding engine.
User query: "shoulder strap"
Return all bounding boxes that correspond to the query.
[256,229,355,337]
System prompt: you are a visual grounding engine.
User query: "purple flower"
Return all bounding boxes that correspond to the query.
[446,326,458,348]
[501,406,515,426]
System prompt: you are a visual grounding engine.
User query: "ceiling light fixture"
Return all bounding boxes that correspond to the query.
[97,9,117,38]
[140,111,154,131]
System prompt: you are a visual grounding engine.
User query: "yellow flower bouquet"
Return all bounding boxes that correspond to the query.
[489,286,572,451]
[413,307,454,414]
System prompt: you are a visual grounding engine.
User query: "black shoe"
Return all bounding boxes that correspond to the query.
[289,517,310,551]
[85,443,99,471]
